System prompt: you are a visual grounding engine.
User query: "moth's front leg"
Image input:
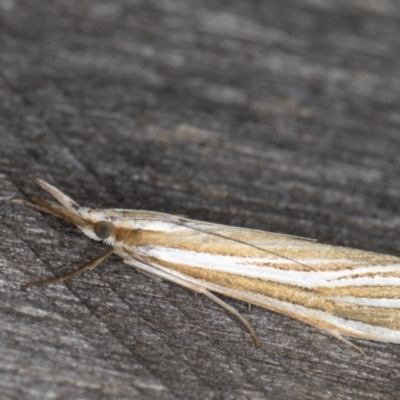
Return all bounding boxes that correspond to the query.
[21,247,114,291]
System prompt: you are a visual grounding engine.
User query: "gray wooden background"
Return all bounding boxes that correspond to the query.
[2,0,400,399]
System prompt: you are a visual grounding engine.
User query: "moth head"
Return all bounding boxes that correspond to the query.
[13,179,116,243]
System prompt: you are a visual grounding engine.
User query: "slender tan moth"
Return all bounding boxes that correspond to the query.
[13,179,400,354]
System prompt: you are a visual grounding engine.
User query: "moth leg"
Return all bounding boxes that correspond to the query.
[21,247,114,291]
[127,256,260,346]
[203,290,260,347]
[327,331,365,356]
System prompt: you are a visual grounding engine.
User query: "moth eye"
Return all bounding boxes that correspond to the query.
[94,220,113,239]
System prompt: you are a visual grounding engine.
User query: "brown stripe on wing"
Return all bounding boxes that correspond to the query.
[315,284,400,299]
[331,270,400,280]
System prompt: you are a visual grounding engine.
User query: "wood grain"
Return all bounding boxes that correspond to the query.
[2,0,400,398]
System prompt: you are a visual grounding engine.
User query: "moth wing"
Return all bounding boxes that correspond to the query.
[119,215,400,343]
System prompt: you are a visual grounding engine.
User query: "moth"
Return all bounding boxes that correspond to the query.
[14,179,400,354]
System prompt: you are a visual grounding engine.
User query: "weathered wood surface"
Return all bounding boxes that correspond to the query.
[2,0,400,398]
